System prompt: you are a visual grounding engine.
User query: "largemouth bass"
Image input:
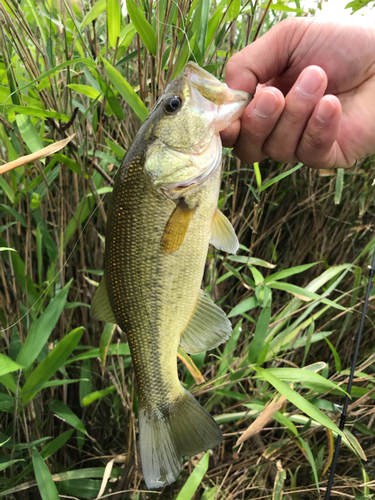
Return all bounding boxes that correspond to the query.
[91,63,250,489]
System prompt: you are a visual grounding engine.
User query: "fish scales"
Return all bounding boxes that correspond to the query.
[91,62,251,489]
[106,146,221,412]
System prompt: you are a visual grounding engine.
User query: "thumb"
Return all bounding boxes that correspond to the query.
[225,17,312,93]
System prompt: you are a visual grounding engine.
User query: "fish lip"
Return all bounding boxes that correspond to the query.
[183,61,251,107]
[182,62,251,132]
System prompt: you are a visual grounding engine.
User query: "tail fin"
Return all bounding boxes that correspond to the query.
[139,389,222,489]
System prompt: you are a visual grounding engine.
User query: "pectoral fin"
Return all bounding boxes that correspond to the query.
[210,208,239,255]
[180,290,232,354]
[162,200,197,255]
[90,276,117,324]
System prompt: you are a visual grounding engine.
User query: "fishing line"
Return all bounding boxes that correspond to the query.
[154,0,198,64]
[0,183,113,334]
[324,249,375,499]
[2,2,194,333]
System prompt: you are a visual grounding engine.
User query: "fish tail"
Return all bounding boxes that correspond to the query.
[139,388,222,489]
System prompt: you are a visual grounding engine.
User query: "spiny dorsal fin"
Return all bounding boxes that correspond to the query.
[210,208,239,255]
[161,199,197,255]
[90,275,117,324]
[180,290,232,354]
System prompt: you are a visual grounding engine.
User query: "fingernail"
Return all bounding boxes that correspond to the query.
[316,99,335,123]
[253,91,279,118]
[297,68,324,96]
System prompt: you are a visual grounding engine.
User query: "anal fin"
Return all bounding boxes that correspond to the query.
[161,199,197,255]
[210,208,239,255]
[90,275,117,324]
[180,290,232,354]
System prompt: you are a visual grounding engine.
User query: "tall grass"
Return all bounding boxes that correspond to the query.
[0,0,374,499]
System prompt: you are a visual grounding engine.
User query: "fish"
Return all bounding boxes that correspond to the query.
[91,62,250,489]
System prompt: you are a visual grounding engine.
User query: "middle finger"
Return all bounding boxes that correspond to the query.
[263,66,328,162]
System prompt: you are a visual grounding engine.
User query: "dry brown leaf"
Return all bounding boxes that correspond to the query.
[177,349,205,385]
[0,134,75,175]
[96,458,115,499]
[318,169,336,177]
[236,394,287,446]
[294,293,312,302]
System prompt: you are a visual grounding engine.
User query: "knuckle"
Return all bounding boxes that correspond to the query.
[300,128,329,153]
[226,56,239,77]
[262,140,295,163]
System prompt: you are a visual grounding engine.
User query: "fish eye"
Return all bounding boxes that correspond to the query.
[164,96,182,114]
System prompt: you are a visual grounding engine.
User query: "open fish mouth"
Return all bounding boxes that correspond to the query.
[183,62,251,133]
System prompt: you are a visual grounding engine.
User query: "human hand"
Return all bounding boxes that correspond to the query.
[222,18,375,168]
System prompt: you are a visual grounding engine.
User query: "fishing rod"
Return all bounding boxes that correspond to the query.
[324,249,375,499]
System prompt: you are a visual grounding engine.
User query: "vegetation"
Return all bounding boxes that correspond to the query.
[0,0,374,499]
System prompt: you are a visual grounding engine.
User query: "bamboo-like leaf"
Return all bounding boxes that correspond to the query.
[272,461,287,500]
[17,280,73,368]
[81,0,106,28]
[15,115,43,155]
[322,428,334,476]
[82,386,116,406]
[21,327,84,404]
[107,0,120,48]
[260,3,305,12]
[259,163,303,192]
[297,438,320,492]
[217,320,242,379]
[99,323,116,367]
[227,0,241,21]
[31,447,60,500]
[1,104,69,121]
[67,342,130,364]
[49,399,88,435]
[334,168,344,204]
[273,411,299,436]
[256,367,346,394]
[227,255,275,268]
[175,451,209,500]
[119,22,136,48]
[248,306,271,364]
[126,0,157,55]
[268,281,346,311]
[67,84,102,99]
[102,58,148,121]
[0,246,16,252]
[0,353,23,377]
[264,263,319,284]
[254,162,262,190]
[323,336,342,373]
[255,367,345,440]
[0,134,75,175]
[228,296,259,318]
[0,459,25,472]
[0,176,14,203]
[172,32,197,79]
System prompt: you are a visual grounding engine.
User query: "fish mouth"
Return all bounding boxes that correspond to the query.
[183,62,251,133]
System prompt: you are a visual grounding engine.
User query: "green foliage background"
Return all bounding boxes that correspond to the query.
[0,0,374,499]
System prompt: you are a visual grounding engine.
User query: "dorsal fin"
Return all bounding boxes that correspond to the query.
[180,290,232,354]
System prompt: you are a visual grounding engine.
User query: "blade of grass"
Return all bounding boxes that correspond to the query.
[21,327,84,404]
[175,451,209,500]
[31,447,60,500]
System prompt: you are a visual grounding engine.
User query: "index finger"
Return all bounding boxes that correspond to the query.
[225,18,311,92]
